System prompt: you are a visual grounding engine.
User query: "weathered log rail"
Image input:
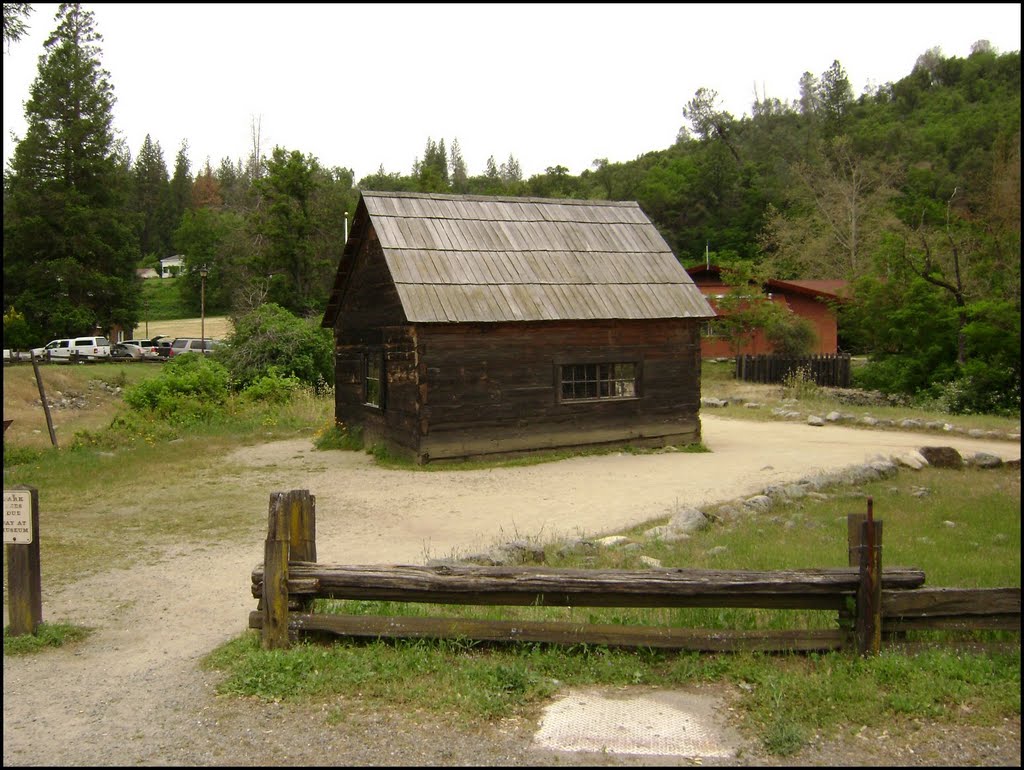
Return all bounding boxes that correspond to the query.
[249,490,1020,654]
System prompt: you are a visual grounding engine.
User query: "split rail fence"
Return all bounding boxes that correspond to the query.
[249,490,1020,655]
[735,353,852,387]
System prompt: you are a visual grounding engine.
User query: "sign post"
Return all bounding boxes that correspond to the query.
[4,486,42,635]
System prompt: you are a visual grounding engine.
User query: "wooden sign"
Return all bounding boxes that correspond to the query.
[4,488,33,544]
[4,486,42,635]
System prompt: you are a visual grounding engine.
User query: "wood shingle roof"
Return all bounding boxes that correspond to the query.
[323,191,715,326]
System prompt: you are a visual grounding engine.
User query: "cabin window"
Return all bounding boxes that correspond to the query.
[701,320,723,338]
[559,362,638,402]
[363,350,384,408]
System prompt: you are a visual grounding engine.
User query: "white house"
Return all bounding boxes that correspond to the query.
[160,255,184,277]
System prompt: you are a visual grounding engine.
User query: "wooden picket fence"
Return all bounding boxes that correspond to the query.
[249,490,1020,655]
[735,353,852,387]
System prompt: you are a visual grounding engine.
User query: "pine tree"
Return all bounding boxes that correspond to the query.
[132,133,173,258]
[3,2,138,341]
[449,137,468,193]
[168,140,193,227]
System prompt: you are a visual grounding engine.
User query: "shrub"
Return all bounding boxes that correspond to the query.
[123,354,230,418]
[926,360,1021,416]
[242,368,302,404]
[765,314,818,358]
[218,303,333,392]
[780,365,820,400]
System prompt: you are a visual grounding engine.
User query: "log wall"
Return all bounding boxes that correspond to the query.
[413,319,704,462]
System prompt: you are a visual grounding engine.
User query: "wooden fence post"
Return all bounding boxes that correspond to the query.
[4,486,43,636]
[31,356,58,448]
[262,492,291,650]
[854,498,883,656]
[286,490,316,613]
[287,489,317,564]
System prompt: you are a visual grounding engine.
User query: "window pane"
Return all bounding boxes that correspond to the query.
[560,361,637,401]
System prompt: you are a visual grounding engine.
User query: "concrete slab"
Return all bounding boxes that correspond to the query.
[531,686,743,758]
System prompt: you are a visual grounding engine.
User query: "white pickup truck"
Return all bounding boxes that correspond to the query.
[30,336,112,362]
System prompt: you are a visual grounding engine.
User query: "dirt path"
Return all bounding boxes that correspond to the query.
[3,416,1020,766]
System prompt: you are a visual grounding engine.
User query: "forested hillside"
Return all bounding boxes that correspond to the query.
[2,4,1019,414]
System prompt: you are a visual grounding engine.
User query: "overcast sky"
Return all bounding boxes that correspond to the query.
[3,3,1021,182]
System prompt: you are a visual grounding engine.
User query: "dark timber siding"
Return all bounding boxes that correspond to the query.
[333,232,416,452]
[413,319,703,462]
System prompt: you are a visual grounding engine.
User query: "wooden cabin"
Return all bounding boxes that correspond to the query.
[321,192,716,464]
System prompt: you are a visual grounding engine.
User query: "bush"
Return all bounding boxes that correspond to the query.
[926,360,1021,416]
[123,354,231,419]
[765,314,818,358]
[241,368,302,404]
[218,303,333,392]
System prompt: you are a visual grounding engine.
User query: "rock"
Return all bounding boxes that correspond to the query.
[743,494,772,511]
[868,459,898,478]
[860,416,878,426]
[895,450,928,470]
[701,397,728,408]
[943,520,957,528]
[668,507,709,534]
[918,446,964,469]
[967,452,1003,469]
[825,411,843,422]
[556,538,597,556]
[596,535,632,547]
[744,402,762,409]
[967,428,986,438]
[807,415,826,426]
[639,555,662,568]
[492,539,546,564]
[899,418,923,429]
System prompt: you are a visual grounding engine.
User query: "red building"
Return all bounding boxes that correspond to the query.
[687,265,848,358]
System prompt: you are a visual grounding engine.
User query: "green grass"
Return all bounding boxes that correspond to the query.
[3,385,332,587]
[139,277,189,321]
[3,621,93,655]
[206,465,1021,754]
[700,359,1021,435]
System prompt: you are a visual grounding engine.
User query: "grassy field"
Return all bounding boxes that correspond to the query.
[3,358,1020,756]
[701,359,1021,434]
[135,276,233,340]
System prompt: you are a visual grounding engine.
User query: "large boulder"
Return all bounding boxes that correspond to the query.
[667,506,709,534]
[917,446,964,469]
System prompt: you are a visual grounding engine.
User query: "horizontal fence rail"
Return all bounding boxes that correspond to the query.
[251,490,1020,654]
[251,563,927,610]
[736,353,852,387]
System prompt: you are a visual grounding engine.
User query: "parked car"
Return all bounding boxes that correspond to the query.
[168,337,221,358]
[30,336,111,362]
[110,342,142,361]
[123,339,162,360]
[151,336,173,359]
